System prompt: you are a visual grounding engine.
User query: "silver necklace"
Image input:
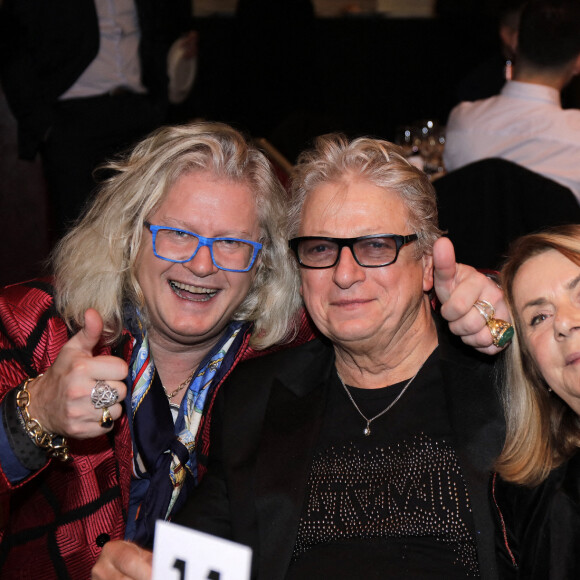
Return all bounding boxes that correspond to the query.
[337,364,423,436]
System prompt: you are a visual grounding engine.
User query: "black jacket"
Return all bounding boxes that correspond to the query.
[176,329,505,580]
[493,452,580,579]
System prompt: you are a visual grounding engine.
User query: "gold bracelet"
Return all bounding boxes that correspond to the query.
[16,375,71,462]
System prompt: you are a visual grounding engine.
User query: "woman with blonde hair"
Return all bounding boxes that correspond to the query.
[493,224,580,579]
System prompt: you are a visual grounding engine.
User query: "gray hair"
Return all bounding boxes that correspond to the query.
[52,121,301,348]
[287,133,442,257]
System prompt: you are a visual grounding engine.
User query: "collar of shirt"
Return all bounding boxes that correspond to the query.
[501,80,561,107]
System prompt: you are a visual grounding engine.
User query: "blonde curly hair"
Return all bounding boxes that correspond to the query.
[52,121,301,349]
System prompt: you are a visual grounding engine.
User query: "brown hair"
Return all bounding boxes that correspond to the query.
[495,224,580,485]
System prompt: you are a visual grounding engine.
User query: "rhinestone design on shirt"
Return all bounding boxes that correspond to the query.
[293,433,479,576]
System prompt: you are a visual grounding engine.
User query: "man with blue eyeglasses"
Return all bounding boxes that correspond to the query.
[0,122,309,578]
[144,221,263,274]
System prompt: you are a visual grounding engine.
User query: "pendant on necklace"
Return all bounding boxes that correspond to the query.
[364,423,371,436]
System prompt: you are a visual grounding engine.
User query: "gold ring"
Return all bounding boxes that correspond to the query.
[100,407,114,429]
[473,300,514,348]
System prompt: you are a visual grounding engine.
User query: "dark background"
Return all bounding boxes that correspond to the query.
[0,2,556,285]
[0,8,502,286]
[177,10,499,162]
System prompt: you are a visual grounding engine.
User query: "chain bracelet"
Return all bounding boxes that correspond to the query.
[15,375,71,462]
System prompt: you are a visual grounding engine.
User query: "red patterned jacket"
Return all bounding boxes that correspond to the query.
[0,279,314,579]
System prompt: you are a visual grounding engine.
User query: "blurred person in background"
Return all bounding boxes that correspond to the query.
[444,0,580,203]
[454,0,525,103]
[0,0,193,238]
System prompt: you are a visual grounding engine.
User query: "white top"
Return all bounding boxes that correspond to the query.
[443,80,580,203]
[60,0,146,99]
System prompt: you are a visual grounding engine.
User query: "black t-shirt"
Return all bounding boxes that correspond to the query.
[286,348,480,579]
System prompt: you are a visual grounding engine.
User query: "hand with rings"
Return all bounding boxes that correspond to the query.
[25,309,128,439]
[91,381,120,429]
[473,299,514,348]
[433,237,512,354]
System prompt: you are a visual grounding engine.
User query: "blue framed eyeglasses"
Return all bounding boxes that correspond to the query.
[144,222,262,272]
[289,233,418,269]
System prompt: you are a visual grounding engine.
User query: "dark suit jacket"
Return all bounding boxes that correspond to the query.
[0,0,190,159]
[493,452,580,580]
[176,329,505,580]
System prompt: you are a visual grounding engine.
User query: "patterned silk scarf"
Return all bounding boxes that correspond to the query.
[129,315,246,546]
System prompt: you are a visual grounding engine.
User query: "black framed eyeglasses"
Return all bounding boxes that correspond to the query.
[144,222,262,272]
[288,233,419,269]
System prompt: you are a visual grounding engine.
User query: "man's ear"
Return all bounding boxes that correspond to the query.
[499,24,518,60]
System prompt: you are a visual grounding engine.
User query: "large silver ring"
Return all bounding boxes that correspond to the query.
[473,299,495,322]
[91,380,119,409]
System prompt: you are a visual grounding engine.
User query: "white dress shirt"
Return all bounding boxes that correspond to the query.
[444,80,580,203]
[60,0,146,99]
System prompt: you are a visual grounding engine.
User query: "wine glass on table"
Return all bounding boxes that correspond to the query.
[417,119,445,177]
[395,125,419,158]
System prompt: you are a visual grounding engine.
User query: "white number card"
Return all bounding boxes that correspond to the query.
[152,520,252,580]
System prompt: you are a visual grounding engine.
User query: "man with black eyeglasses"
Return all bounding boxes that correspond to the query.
[173,134,508,580]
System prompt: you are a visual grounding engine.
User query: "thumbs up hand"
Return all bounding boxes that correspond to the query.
[26,309,129,438]
[433,237,510,355]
